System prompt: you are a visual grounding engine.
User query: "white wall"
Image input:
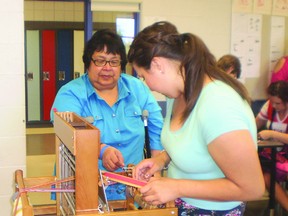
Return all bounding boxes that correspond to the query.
[0,0,25,215]
[141,0,232,101]
[141,0,232,59]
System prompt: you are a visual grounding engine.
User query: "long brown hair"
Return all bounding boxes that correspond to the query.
[128,21,250,122]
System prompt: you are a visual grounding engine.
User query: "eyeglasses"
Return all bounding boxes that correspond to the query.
[91,58,121,67]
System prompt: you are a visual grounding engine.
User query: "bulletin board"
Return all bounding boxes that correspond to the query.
[231,0,288,100]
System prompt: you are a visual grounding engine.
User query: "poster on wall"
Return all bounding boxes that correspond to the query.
[232,0,253,13]
[231,13,262,79]
[269,16,285,77]
[253,0,272,15]
[272,0,288,16]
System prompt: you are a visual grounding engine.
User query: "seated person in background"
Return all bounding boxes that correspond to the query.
[256,80,288,211]
[217,54,241,79]
[50,29,164,200]
[271,56,288,83]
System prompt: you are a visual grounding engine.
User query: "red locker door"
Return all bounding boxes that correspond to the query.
[42,30,56,121]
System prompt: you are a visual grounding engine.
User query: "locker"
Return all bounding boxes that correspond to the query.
[26,30,76,124]
[26,30,41,121]
[42,30,56,121]
[57,30,73,91]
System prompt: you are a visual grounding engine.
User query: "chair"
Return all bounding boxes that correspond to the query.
[275,174,288,216]
[14,169,57,216]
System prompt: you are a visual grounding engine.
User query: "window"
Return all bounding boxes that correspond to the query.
[116,18,135,54]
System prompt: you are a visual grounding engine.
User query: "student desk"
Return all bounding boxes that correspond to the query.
[258,140,284,216]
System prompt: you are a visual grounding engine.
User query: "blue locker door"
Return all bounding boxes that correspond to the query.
[57,30,73,92]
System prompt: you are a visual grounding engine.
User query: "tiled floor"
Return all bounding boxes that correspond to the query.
[26,129,287,215]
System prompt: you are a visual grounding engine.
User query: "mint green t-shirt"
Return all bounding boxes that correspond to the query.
[162,80,257,211]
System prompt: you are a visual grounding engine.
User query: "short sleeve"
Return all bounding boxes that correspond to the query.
[256,101,269,121]
[197,85,254,145]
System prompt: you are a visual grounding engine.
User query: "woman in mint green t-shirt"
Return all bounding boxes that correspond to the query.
[128,21,265,215]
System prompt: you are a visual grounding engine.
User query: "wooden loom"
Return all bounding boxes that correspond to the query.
[14,112,178,216]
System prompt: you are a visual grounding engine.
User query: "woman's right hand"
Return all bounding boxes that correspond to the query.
[102,147,125,171]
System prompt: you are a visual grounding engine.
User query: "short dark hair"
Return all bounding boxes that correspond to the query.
[268,81,288,102]
[82,29,127,71]
[217,54,241,78]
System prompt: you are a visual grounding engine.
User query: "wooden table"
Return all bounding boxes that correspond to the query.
[258,140,284,216]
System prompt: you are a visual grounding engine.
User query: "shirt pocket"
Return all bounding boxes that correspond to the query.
[90,114,103,127]
[124,107,142,122]
[93,114,103,121]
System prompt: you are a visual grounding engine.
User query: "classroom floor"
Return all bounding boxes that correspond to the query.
[26,129,287,216]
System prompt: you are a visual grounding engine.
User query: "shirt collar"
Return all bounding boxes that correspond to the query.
[85,73,131,101]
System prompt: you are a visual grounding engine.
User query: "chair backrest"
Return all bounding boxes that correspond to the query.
[14,169,57,216]
[14,169,34,216]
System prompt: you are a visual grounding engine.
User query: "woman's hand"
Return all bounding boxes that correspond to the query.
[102,147,124,171]
[258,130,288,144]
[133,151,169,181]
[140,177,179,205]
[133,158,161,181]
[258,130,274,140]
